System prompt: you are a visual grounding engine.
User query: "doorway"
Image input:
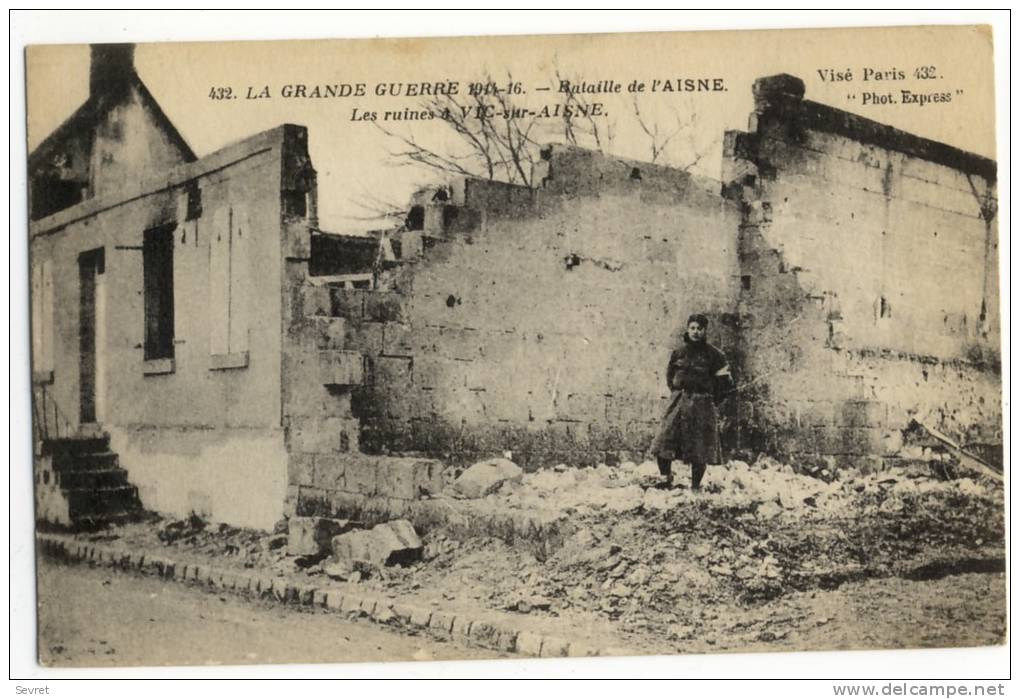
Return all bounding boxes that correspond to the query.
[78,248,104,425]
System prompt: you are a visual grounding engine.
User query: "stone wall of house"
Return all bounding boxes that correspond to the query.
[29,125,306,528]
[725,75,1001,470]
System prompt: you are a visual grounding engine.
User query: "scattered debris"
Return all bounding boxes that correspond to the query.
[287,516,358,557]
[157,513,206,544]
[453,458,524,498]
[322,560,362,583]
[331,519,423,567]
[109,453,1003,651]
[907,419,1003,482]
[506,594,553,614]
[266,534,288,551]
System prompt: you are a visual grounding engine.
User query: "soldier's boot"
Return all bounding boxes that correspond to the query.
[656,457,673,489]
[691,463,706,491]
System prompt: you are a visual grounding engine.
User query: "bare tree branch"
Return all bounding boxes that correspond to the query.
[374,69,709,194]
[342,182,413,226]
[554,64,613,153]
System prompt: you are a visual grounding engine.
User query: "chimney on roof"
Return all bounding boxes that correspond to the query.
[89,43,136,97]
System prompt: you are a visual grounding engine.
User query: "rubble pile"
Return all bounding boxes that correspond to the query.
[367,458,1004,640]
[108,454,1003,648]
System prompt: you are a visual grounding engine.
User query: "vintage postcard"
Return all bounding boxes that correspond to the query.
[25,23,1004,669]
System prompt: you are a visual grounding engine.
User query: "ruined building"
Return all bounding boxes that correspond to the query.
[30,46,1000,530]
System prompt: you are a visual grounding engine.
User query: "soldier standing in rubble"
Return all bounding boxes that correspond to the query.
[651,314,733,490]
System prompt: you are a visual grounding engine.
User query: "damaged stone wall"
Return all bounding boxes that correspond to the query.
[725,75,1001,470]
[295,149,742,472]
[280,130,449,519]
[283,73,1000,512]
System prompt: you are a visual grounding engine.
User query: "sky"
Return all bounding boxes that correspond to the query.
[25,25,997,233]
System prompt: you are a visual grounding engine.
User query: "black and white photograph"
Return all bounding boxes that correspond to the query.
[13,12,1008,683]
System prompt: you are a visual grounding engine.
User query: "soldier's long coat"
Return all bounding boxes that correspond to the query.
[651,335,731,465]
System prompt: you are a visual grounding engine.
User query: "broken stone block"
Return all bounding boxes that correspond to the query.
[287,516,356,556]
[453,457,523,498]
[310,316,346,350]
[322,560,362,583]
[756,501,783,519]
[956,478,985,497]
[320,350,365,387]
[343,457,379,497]
[377,457,445,500]
[331,518,423,567]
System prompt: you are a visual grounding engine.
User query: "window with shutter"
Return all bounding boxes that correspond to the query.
[209,205,250,370]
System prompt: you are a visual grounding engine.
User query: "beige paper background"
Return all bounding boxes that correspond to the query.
[21,21,1005,675]
[27,25,995,232]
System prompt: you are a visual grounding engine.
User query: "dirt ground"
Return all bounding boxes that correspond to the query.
[37,557,506,668]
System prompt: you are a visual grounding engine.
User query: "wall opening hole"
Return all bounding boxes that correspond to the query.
[406,205,425,231]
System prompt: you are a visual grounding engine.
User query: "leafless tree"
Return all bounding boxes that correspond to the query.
[374,71,710,194]
[631,94,707,172]
[554,66,615,154]
[342,183,411,226]
[374,73,540,187]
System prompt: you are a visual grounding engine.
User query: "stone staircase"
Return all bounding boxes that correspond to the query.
[35,433,145,530]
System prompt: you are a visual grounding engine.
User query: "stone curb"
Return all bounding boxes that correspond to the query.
[37,534,634,660]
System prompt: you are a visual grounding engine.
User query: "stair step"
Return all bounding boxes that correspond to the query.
[36,436,149,531]
[55,468,131,490]
[51,450,119,472]
[71,510,147,531]
[42,435,111,457]
[66,486,142,519]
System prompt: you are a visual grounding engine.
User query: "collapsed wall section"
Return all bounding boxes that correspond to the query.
[331,149,742,471]
[725,74,1001,471]
[279,132,449,519]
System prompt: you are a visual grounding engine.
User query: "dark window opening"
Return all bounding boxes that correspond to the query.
[629,167,642,181]
[185,182,203,221]
[283,190,307,218]
[406,205,425,231]
[309,233,379,277]
[442,205,459,229]
[143,225,176,360]
[31,176,86,221]
[741,275,752,291]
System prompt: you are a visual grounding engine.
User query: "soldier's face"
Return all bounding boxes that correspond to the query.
[688,322,706,342]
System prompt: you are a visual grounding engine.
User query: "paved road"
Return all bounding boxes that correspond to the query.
[36,557,506,668]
